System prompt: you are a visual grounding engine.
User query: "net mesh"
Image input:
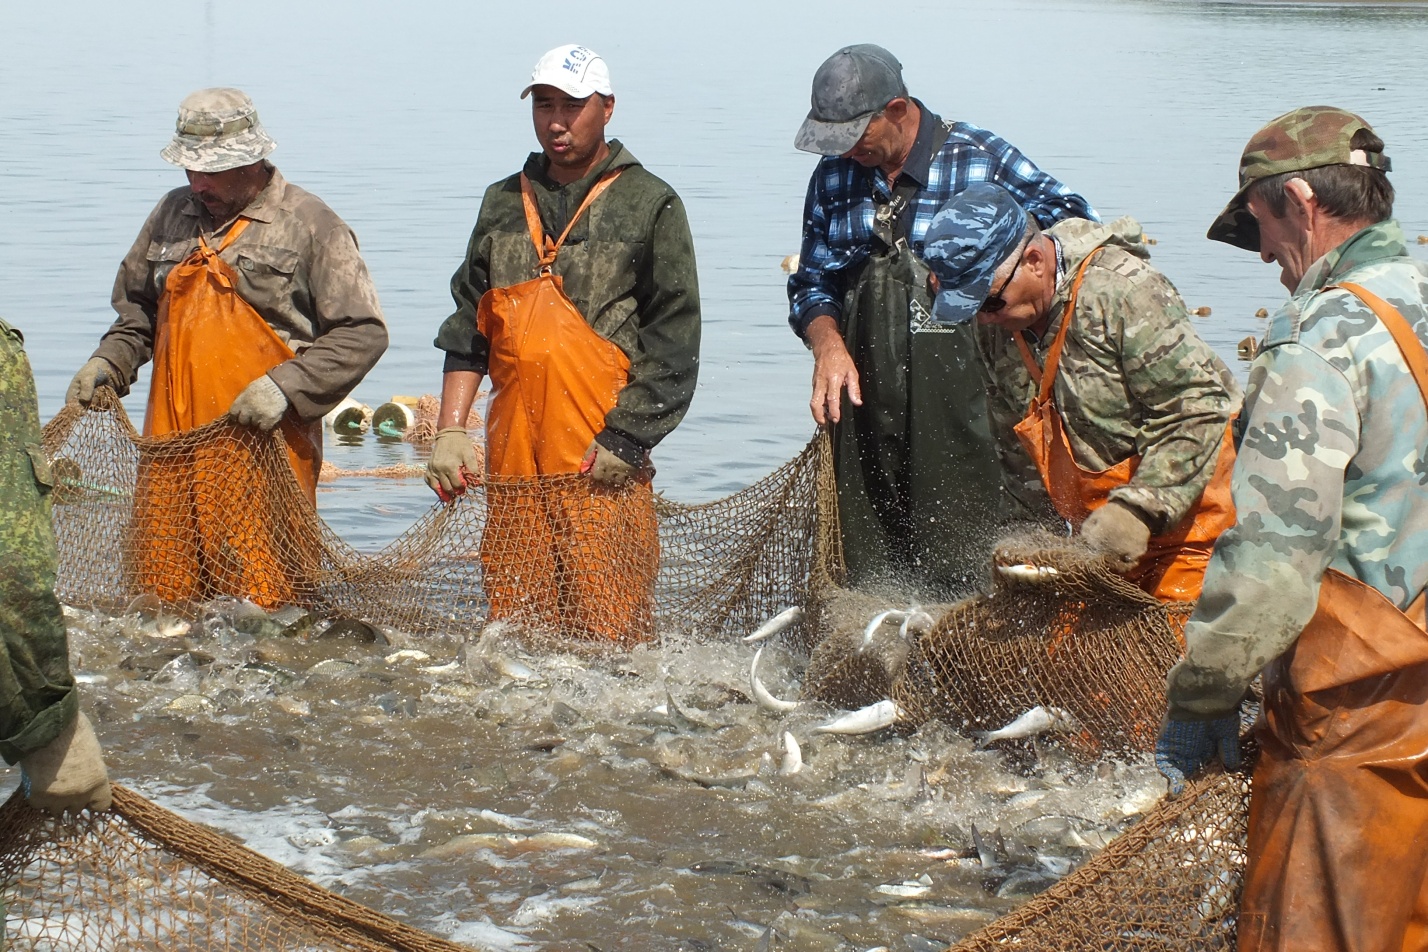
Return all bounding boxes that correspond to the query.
[20,392,1255,950]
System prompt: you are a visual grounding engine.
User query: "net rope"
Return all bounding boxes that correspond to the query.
[12,391,1255,950]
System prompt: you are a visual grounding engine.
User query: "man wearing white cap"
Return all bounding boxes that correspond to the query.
[429,46,702,644]
[65,87,388,606]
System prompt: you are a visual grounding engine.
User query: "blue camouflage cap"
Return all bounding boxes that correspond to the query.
[923,183,1029,325]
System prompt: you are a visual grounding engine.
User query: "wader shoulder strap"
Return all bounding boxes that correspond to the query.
[199,217,251,256]
[1034,247,1103,404]
[874,122,954,247]
[1334,280,1428,628]
[519,169,625,270]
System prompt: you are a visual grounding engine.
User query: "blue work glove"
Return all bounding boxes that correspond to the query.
[1154,713,1241,797]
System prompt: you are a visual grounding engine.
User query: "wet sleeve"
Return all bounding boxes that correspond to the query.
[267,225,389,421]
[599,194,702,462]
[1102,274,1241,530]
[975,326,1058,524]
[787,167,843,338]
[93,206,165,390]
[1166,345,1351,719]
[433,207,494,376]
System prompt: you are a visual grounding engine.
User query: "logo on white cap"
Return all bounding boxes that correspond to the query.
[521,45,613,100]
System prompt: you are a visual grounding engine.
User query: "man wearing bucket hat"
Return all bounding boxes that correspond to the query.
[65,88,387,606]
[429,46,701,644]
[1157,106,1428,951]
[921,183,1240,603]
[789,44,1096,597]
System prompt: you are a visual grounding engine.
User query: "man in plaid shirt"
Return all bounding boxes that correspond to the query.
[789,44,1095,596]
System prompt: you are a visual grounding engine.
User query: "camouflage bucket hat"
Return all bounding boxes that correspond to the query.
[1207,105,1390,252]
[923,183,1029,325]
[160,88,277,174]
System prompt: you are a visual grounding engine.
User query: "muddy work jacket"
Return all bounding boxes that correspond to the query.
[435,142,701,468]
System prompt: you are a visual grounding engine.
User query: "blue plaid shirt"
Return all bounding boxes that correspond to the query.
[788,103,1097,336]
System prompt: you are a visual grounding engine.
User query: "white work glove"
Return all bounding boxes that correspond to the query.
[425,426,481,500]
[19,713,112,815]
[1080,500,1152,570]
[65,357,117,407]
[229,374,289,431]
[581,440,637,489]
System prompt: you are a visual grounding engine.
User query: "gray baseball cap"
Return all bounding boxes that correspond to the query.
[923,184,1029,325]
[160,88,277,174]
[794,44,907,156]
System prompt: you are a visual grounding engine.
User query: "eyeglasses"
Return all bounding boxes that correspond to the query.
[981,243,1027,314]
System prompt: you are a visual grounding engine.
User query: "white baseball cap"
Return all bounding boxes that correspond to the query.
[520,45,613,100]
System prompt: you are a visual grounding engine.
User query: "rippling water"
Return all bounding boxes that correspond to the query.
[4,0,1428,948]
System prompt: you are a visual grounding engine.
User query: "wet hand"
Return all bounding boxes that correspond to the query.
[806,317,860,426]
[1154,712,1240,797]
[581,440,636,489]
[228,374,289,431]
[426,426,481,499]
[20,713,112,815]
[1080,500,1152,570]
[66,357,116,406]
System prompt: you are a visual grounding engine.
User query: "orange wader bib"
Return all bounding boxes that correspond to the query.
[1239,282,1428,952]
[1011,249,1236,603]
[135,219,322,608]
[475,171,658,645]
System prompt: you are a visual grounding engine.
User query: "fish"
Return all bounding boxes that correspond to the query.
[970,823,1002,870]
[875,880,931,899]
[778,731,803,776]
[748,646,799,713]
[813,699,902,735]
[996,562,1060,582]
[743,606,804,644]
[899,610,936,640]
[858,610,910,652]
[972,706,1076,746]
[383,649,430,665]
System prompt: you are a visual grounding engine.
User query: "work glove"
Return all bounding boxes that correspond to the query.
[1081,500,1152,570]
[229,374,289,431]
[19,713,112,815]
[1154,712,1241,797]
[581,439,636,489]
[65,357,117,407]
[426,426,481,500]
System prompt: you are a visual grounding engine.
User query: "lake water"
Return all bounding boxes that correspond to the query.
[4,0,1428,948]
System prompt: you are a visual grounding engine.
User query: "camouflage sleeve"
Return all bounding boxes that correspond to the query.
[974,325,1058,524]
[1165,343,1349,719]
[0,321,79,764]
[1094,272,1240,531]
[94,201,168,389]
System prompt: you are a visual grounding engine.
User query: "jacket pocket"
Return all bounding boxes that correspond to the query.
[25,443,53,494]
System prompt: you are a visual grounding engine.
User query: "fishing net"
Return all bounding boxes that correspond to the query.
[803,531,1185,756]
[0,784,476,952]
[43,388,839,647]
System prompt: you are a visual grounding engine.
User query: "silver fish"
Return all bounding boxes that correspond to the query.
[749,646,800,713]
[743,606,804,644]
[996,562,1060,582]
[813,699,901,735]
[973,706,1076,746]
[778,731,803,776]
[898,610,936,640]
[859,609,910,652]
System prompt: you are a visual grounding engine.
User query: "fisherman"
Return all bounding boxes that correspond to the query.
[789,44,1097,597]
[428,45,701,644]
[2,320,111,817]
[920,183,1241,602]
[64,88,388,609]
[1157,107,1428,951]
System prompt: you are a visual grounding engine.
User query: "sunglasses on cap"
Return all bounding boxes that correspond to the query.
[981,241,1028,314]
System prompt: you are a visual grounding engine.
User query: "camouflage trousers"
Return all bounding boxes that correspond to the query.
[0,320,78,766]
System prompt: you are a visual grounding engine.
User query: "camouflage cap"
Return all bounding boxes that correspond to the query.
[160,88,277,174]
[794,44,906,156]
[923,183,1029,325]
[1208,105,1391,252]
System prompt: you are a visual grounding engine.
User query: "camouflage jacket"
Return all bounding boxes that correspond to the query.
[977,217,1242,532]
[97,165,389,421]
[1168,220,1428,719]
[0,319,78,764]
[434,141,702,464]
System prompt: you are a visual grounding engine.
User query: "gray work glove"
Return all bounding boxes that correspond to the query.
[1154,711,1241,797]
[65,357,117,407]
[1080,500,1152,570]
[426,426,481,500]
[19,713,112,814]
[229,374,290,431]
[581,440,636,489]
